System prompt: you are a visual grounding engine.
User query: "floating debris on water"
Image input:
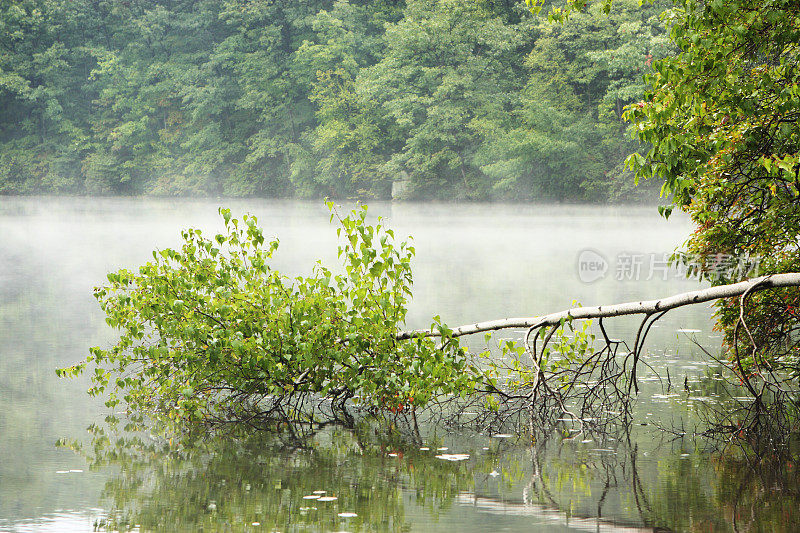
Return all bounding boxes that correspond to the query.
[489,470,500,477]
[652,394,681,400]
[303,495,321,500]
[338,512,358,518]
[313,490,326,494]
[436,454,470,462]
[318,496,338,502]
[677,328,702,333]
[437,447,449,451]
[688,396,717,403]
[492,434,512,438]
[419,447,430,451]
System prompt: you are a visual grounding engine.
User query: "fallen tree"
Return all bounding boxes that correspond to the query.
[59,206,800,433]
[398,273,800,340]
[400,272,800,409]
[426,272,800,434]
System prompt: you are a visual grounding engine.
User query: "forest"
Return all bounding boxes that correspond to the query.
[0,0,670,201]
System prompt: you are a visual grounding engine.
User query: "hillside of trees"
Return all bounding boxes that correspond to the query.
[0,0,671,201]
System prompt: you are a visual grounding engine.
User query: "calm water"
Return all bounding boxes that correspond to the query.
[0,198,795,532]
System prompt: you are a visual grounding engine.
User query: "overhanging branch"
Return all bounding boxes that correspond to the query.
[397,273,800,340]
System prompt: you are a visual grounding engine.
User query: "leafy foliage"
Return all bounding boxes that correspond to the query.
[0,0,669,201]
[59,205,480,424]
[625,0,800,373]
[479,0,670,200]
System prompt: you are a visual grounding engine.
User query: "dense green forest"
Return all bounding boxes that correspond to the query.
[0,0,671,200]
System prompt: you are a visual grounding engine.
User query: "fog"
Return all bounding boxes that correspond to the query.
[0,197,716,529]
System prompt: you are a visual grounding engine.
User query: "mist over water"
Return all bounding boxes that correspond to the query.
[0,198,734,531]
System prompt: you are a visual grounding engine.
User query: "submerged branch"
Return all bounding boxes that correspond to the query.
[397,273,800,339]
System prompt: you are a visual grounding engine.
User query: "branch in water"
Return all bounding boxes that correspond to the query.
[396,273,800,339]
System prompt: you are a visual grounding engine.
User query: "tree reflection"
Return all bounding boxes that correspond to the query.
[701,397,800,533]
[58,411,800,532]
[61,420,482,532]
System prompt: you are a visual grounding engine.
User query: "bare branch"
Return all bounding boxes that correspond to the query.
[397,273,800,339]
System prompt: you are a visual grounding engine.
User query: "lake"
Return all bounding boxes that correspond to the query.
[1,197,795,532]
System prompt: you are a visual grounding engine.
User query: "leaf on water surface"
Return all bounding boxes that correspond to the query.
[435,454,470,462]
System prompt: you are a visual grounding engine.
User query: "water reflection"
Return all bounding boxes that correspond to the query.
[51,410,800,533]
[65,422,477,532]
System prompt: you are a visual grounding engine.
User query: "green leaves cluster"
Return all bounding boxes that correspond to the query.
[478,0,671,201]
[624,0,800,371]
[60,205,479,423]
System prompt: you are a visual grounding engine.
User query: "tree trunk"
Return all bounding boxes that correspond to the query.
[396,273,800,340]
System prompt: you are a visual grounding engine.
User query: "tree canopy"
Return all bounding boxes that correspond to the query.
[625,0,800,381]
[0,0,667,200]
